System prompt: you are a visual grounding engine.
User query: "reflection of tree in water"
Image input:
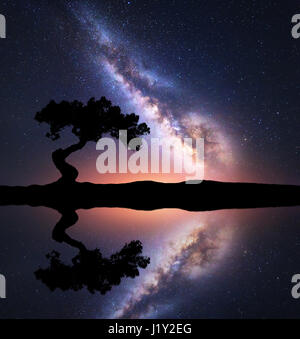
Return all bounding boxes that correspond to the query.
[35,241,150,295]
[35,208,150,295]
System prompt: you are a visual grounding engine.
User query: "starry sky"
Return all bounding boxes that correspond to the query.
[1,0,300,318]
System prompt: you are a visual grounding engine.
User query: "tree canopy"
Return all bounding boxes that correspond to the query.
[35,96,150,143]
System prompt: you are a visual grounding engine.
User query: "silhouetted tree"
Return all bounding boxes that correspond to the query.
[35,97,150,182]
[35,241,150,294]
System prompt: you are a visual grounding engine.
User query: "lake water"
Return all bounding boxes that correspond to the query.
[0,205,300,318]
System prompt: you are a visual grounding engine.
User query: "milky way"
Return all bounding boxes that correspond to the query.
[72,6,234,179]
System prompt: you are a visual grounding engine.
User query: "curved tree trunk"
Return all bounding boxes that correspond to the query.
[52,209,87,252]
[52,139,87,183]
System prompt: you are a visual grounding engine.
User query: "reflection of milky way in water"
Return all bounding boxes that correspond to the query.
[74,208,240,319]
[112,220,234,319]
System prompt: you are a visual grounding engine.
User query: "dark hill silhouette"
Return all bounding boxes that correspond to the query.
[1,180,300,212]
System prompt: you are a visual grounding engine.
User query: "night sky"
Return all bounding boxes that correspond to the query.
[1,0,300,318]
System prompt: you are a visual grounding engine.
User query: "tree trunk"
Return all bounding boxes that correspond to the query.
[52,140,87,182]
